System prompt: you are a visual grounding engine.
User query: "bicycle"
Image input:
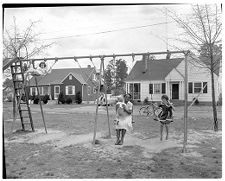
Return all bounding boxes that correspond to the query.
[139,102,162,119]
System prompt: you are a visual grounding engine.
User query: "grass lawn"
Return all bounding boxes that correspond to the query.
[3,102,222,178]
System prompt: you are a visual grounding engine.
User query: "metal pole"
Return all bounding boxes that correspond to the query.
[182,51,189,153]
[35,77,48,134]
[102,58,111,138]
[93,59,103,144]
[15,51,186,63]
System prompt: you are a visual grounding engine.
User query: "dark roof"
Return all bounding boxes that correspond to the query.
[29,67,95,86]
[126,58,183,81]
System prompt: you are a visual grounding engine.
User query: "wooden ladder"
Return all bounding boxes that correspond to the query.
[10,60,35,131]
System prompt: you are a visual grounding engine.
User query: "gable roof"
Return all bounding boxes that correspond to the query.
[126,58,183,81]
[29,67,95,86]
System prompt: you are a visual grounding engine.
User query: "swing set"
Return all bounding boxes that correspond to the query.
[3,50,190,152]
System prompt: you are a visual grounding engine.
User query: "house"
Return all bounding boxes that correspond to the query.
[125,55,220,104]
[28,65,99,103]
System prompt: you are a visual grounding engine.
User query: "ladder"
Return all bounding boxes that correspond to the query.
[10,60,35,132]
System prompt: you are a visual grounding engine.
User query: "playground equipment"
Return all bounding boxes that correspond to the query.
[3,50,190,153]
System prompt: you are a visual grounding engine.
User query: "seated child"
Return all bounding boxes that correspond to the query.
[25,61,51,77]
[114,96,126,125]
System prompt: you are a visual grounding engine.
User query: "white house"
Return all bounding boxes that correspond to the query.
[125,55,220,103]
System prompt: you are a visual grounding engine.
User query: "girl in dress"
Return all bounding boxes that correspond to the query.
[114,94,133,145]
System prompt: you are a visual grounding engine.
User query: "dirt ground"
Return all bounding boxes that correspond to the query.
[3,102,222,178]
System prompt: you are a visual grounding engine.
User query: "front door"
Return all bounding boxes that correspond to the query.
[172,84,179,99]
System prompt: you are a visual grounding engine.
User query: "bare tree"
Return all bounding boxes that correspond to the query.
[3,17,54,75]
[168,4,222,131]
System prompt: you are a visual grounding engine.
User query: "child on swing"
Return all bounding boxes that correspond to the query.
[25,61,51,77]
[114,94,133,145]
[157,95,175,141]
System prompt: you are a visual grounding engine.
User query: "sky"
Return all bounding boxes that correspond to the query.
[3,4,194,70]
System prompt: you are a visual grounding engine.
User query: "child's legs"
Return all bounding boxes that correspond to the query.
[165,124,169,139]
[160,123,164,140]
[115,129,120,144]
[120,129,126,144]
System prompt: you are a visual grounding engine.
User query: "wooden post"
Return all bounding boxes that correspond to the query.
[182,51,189,153]
[102,58,111,138]
[35,77,48,134]
[92,58,103,144]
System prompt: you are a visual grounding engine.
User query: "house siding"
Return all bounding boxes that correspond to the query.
[166,59,218,102]
[126,80,167,101]
[82,84,98,102]
[126,58,219,103]
[61,74,82,101]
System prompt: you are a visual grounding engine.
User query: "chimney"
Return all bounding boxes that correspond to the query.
[87,65,91,68]
[142,54,148,73]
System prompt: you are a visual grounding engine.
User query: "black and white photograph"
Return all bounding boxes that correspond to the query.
[2,2,222,179]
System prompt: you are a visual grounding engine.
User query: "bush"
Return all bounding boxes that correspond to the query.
[143,97,149,105]
[193,98,199,105]
[58,91,65,104]
[66,97,72,104]
[30,92,36,100]
[33,96,39,104]
[42,94,50,104]
[75,91,82,104]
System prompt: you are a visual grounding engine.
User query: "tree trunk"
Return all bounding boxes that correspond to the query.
[210,68,218,131]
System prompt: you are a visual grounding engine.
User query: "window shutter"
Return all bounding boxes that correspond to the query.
[65,86,68,95]
[188,82,193,93]
[162,83,166,94]
[203,82,207,93]
[149,84,153,94]
[72,86,75,95]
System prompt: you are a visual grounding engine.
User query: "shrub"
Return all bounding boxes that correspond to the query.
[143,97,149,105]
[58,91,65,104]
[193,98,199,105]
[33,96,39,104]
[30,92,36,100]
[42,94,50,104]
[66,97,72,104]
[75,91,82,104]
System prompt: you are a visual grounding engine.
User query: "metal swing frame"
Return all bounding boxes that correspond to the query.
[4,50,189,152]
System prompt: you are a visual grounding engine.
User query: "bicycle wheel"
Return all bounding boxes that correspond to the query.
[139,106,149,116]
[146,105,156,117]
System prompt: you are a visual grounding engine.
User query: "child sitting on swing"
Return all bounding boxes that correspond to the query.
[156,95,175,141]
[114,94,133,145]
[25,61,52,77]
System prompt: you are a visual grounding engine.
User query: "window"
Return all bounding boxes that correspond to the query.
[30,87,37,95]
[88,86,91,95]
[66,85,75,95]
[69,75,72,80]
[54,86,60,99]
[203,82,208,93]
[149,84,153,94]
[39,87,44,95]
[161,83,166,94]
[188,82,193,93]
[194,82,202,93]
[154,83,161,94]
[129,83,140,100]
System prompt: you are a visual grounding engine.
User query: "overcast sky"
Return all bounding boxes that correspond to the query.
[4,4,193,70]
